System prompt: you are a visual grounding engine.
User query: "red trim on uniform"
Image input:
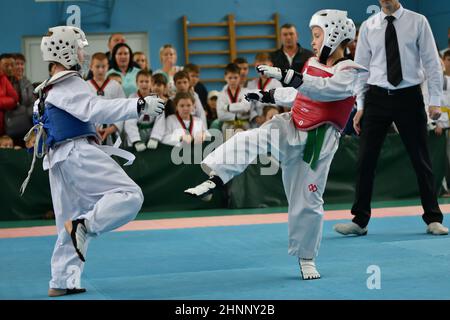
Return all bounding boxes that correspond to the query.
[258,78,272,91]
[90,78,110,96]
[175,112,194,136]
[227,86,240,103]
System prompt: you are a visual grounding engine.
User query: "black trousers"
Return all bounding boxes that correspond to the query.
[351,85,443,228]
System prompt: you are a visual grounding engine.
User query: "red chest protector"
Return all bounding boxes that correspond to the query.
[291,59,356,132]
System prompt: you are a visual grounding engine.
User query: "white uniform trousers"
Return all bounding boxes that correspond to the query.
[202,112,339,259]
[48,138,143,289]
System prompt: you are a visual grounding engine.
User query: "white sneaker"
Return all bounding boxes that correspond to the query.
[426,222,449,235]
[65,219,88,262]
[184,180,217,201]
[299,258,321,280]
[333,222,368,236]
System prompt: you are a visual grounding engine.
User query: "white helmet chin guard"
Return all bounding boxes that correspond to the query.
[41,26,89,69]
[309,10,356,63]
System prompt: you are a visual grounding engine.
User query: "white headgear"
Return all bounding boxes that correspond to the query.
[40,26,89,69]
[309,10,356,63]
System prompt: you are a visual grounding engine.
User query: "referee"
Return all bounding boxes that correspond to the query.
[334,0,448,236]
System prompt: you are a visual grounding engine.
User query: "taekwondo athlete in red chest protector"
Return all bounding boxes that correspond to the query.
[185,10,368,280]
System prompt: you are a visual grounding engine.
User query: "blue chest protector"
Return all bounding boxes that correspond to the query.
[34,103,97,149]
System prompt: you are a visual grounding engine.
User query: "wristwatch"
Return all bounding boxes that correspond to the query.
[137,97,146,114]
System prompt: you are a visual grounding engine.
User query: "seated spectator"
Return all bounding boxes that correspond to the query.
[107,73,123,85]
[153,44,183,96]
[217,63,251,140]
[13,53,36,115]
[206,90,219,127]
[161,92,208,146]
[247,52,283,128]
[262,105,280,123]
[126,70,157,150]
[107,43,141,97]
[133,51,151,73]
[87,52,126,146]
[173,70,207,128]
[0,67,19,136]
[233,57,250,88]
[184,63,208,109]
[0,135,14,149]
[147,73,174,149]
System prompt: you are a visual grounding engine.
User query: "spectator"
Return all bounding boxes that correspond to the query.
[0,54,18,93]
[87,52,126,147]
[262,105,279,123]
[153,44,183,96]
[106,33,126,61]
[13,53,36,115]
[0,69,19,135]
[127,70,156,150]
[161,92,207,146]
[345,26,360,60]
[216,63,251,140]
[206,90,219,127]
[133,51,151,73]
[184,63,208,109]
[173,70,207,128]
[0,135,14,149]
[107,73,122,85]
[233,57,249,88]
[270,23,314,81]
[147,73,174,148]
[247,52,283,127]
[107,43,141,97]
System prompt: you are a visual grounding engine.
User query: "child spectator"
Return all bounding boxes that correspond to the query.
[87,52,126,147]
[262,105,280,123]
[153,44,183,96]
[133,51,151,73]
[107,43,141,97]
[206,90,219,126]
[147,73,175,149]
[161,92,207,146]
[0,135,14,148]
[247,52,283,127]
[126,70,158,150]
[184,63,208,109]
[107,73,122,85]
[217,63,251,140]
[173,70,207,128]
[233,57,250,88]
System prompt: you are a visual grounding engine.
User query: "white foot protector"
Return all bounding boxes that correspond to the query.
[333,222,368,236]
[426,222,449,235]
[299,258,321,280]
[184,180,216,201]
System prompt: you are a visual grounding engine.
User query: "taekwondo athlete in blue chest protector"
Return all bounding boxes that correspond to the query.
[20,26,165,297]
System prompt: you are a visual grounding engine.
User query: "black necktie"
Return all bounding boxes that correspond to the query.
[385,16,403,87]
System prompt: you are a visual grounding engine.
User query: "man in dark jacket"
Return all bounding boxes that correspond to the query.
[270,23,314,82]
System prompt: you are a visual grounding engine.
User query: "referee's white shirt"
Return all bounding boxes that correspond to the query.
[355,4,443,109]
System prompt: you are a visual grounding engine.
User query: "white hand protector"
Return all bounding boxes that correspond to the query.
[134,141,146,152]
[256,65,282,81]
[228,102,251,113]
[143,96,165,117]
[146,138,159,149]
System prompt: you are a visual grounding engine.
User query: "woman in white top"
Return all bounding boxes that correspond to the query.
[153,44,183,97]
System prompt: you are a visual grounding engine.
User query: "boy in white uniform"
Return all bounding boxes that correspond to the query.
[186,10,367,280]
[247,52,283,127]
[87,52,125,146]
[22,26,165,296]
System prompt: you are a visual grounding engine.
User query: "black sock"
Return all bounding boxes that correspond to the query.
[209,175,224,187]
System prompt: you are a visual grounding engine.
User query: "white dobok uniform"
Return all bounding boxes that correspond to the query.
[202,57,367,259]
